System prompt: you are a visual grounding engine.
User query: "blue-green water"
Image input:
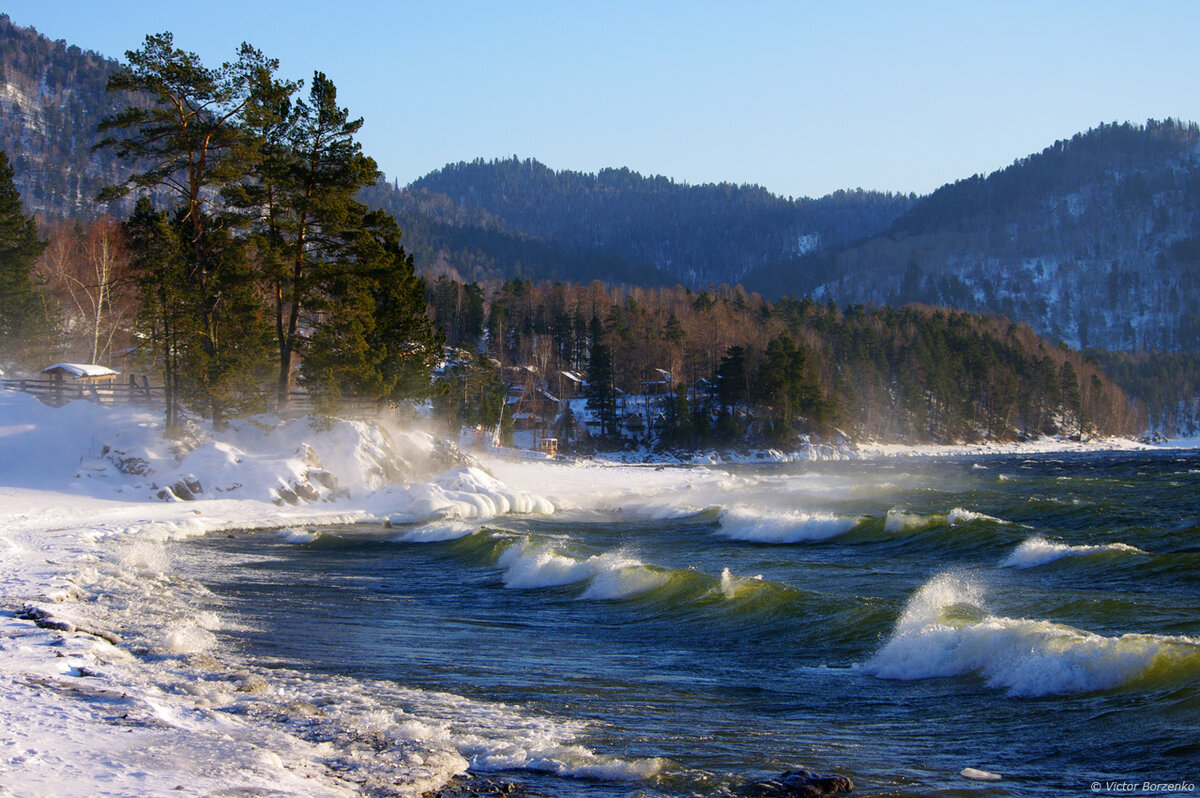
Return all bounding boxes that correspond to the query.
[182,452,1200,796]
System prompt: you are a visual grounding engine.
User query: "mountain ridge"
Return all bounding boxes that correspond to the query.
[1,15,1198,356]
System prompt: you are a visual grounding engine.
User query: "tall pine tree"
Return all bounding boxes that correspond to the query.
[96,33,278,426]
[0,149,51,368]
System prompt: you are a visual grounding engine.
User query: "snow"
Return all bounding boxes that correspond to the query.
[1,387,1197,797]
[41,363,119,378]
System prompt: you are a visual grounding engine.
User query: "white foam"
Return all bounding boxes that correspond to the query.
[947,507,1005,525]
[383,467,554,524]
[869,573,1200,696]
[277,528,316,543]
[1001,536,1146,569]
[392,521,480,543]
[161,623,218,655]
[579,563,669,600]
[499,543,596,589]
[717,506,859,543]
[497,542,668,599]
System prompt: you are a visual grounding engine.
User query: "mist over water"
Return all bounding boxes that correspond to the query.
[178,451,1200,796]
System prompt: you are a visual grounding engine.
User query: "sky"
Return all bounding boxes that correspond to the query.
[4,1,1199,199]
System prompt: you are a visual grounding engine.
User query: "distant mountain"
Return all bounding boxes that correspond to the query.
[3,16,1199,356]
[403,157,915,286]
[358,182,678,286]
[745,120,1200,352]
[0,14,137,218]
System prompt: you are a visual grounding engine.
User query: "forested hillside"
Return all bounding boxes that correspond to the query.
[0,17,1190,441]
[359,183,676,286]
[747,120,1200,353]
[0,15,138,218]
[405,157,915,286]
[431,279,1143,447]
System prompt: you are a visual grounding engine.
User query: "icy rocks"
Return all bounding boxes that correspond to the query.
[156,475,204,501]
[748,769,855,797]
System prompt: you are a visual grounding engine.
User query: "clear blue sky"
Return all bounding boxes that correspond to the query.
[6,1,1199,198]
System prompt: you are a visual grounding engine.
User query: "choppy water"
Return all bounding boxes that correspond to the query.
[180,452,1200,796]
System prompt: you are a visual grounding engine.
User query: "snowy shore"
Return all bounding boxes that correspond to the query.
[1,389,1194,797]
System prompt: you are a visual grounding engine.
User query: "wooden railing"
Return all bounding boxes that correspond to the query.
[1,375,162,407]
[1,375,397,418]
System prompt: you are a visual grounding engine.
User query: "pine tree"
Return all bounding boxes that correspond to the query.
[124,199,190,428]
[299,211,441,410]
[585,315,619,439]
[0,149,51,368]
[229,70,379,410]
[96,33,279,426]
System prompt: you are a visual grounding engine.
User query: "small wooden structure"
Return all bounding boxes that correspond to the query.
[41,363,119,406]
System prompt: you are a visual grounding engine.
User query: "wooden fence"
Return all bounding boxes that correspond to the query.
[1,375,396,418]
[1,375,162,407]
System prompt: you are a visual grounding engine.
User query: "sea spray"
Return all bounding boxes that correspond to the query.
[716,506,860,543]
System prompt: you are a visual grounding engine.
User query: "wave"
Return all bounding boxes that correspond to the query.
[383,467,554,524]
[391,520,482,543]
[884,507,1007,533]
[1001,536,1146,569]
[276,527,318,543]
[867,572,1200,697]
[716,506,860,543]
[496,541,669,599]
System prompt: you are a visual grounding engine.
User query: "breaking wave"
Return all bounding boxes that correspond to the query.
[1001,536,1147,569]
[716,506,860,543]
[867,572,1200,697]
[496,540,669,599]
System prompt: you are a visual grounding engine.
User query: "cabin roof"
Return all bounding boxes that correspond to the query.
[42,363,119,380]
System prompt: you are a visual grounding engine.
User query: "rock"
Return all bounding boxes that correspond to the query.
[297,443,323,469]
[749,769,855,797]
[306,468,337,491]
[292,479,320,503]
[16,605,75,633]
[165,476,202,501]
[274,485,299,506]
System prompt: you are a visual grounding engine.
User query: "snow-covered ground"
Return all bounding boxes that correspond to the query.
[1,388,1194,797]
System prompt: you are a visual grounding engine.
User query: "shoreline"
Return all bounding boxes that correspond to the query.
[2,390,1197,797]
[574,433,1200,467]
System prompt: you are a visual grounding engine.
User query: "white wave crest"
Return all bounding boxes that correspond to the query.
[276,528,316,543]
[882,507,1007,533]
[717,506,859,543]
[868,572,1200,696]
[1001,537,1146,569]
[498,543,667,599]
[384,467,554,524]
[884,509,928,532]
[947,507,1005,525]
[392,521,480,543]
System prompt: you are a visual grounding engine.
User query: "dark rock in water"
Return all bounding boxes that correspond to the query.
[749,770,854,797]
[421,773,532,797]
